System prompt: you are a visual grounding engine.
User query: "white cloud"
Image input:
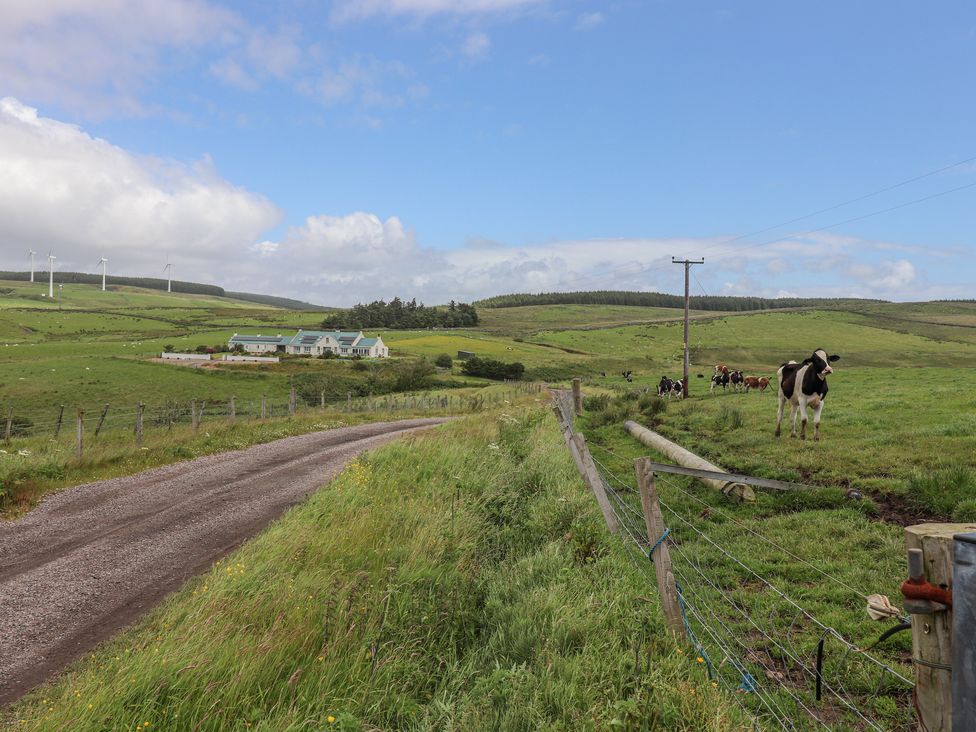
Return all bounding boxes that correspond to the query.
[331,0,544,23]
[575,11,604,30]
[462,32,491,60]
[528,53,551,66]
[0,0,240,116]
[302,56,418,109]
[210,26,304,91]
[0,97,280,278]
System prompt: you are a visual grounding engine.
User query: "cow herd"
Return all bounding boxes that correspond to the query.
[649,348,841,440]
[710,364,770,394]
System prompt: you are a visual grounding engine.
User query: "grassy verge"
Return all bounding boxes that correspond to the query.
[5,406,750,731]
[0,385,527,517]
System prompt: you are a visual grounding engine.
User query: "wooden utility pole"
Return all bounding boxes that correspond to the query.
[672,257,704,398]
[635,458,685,638]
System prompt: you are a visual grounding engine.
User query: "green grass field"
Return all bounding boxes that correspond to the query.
[5,281,976,730]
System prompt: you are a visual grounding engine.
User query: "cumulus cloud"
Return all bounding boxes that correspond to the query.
[0,0,240,116]
[0,97,280,278]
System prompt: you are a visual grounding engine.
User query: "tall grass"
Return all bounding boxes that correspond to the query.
[7,408,749,731]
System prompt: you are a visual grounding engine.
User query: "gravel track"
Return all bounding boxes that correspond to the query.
[0,418,446,705]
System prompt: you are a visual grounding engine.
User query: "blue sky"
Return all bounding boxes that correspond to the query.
[0,1,974,305]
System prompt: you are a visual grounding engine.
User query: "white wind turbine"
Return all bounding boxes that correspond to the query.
[28,249,36,283]
[96,257,109,291]
[163,258,173,293]
[47,251,56,298]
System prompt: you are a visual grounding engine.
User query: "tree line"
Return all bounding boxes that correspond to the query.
[321,298,479,329]
[474,290,883,312]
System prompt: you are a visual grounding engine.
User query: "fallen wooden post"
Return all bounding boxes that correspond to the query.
[624,421,755,502]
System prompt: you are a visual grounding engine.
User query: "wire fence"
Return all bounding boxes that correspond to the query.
[551,391,914,731]
[0,381,546,447]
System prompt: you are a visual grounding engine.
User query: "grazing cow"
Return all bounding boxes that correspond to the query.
[671,378,685,399]
[657,376,674,397]
[743,376,760,391]
[758,376,770,392]
[714,363,729,376]
[621,370,634,382]
[730,370,744,392]
[775,350,840,441]
[710,370,730,393]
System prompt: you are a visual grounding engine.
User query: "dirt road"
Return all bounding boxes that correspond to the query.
[0,418,446,705]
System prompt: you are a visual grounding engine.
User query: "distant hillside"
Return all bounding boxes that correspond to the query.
[0,271,224,297]
[475,290,885,312]
[225,292,332,311]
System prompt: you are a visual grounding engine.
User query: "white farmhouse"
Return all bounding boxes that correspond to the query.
[228,330,389,358]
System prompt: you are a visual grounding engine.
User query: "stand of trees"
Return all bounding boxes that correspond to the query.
[474,290,882,312]
[461,356,524,381]
[321,298,479,329]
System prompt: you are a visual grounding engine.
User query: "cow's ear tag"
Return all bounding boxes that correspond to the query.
[828,355,840,362]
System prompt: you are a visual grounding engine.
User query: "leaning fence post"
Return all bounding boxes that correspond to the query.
[76,409,84,460]
[228,395,236,421]
[54,404,64,438]
[571,432,620,534]
[635,458,685,639]
[954,531,976,730]
[191,400,199,432]
[94,403,109,436]
[904,523,964,732]
[135,403,144,447]
[4,408,12,443]
[572,378,583,416]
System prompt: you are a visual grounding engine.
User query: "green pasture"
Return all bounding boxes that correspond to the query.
[0,280,264,311]
[475,303,705,334]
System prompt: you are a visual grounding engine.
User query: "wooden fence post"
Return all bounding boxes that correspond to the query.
[953,531,976,730]
[571,432,620,534]
[135,403,144,447]
[572,378,583,416]
[94,403,109,436]
[289,388,297,416]
[261,395,267,419]
[229,395,236,421]
[191,400,199,432]
[4,408,12,443]
[347,392,352,411]
[54,405,64,438]
[76,409,84,460]
[904,523,972,732]
[320,391,326,408]
[635,458,686,639]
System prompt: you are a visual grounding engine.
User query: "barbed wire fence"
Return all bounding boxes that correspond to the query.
[551,389,915,731]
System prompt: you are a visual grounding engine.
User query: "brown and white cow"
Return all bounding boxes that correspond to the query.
[775,350,840,441]
[744,376,771,392]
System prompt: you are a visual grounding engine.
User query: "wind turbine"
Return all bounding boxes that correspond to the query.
[47,251,56,299]
[28,250,36,283]
[163,258,173,293]
[95,257,108,291]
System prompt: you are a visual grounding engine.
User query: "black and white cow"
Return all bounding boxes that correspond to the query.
[671,378,685,400]
[730,370,744,392]
[658,376,674,397]
[710,370,730,393]
[775,349,840,441]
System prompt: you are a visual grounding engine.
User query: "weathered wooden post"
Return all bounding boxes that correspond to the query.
[4,408,12,443]
[135,402,144,448]
[347,392,352,411]
[903,523,974,731]
[228,395,236,421]
[954,531,976,731]
[572,378,583,416]
[94,403,109,436]
[289,388,297,416]
[54,405,64,438]
[320,391,326,408]
[76,409,84,460]
[261,395,267,419]
[635,458,685,639]
[191,400,199,432]
[571,432,620,534]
